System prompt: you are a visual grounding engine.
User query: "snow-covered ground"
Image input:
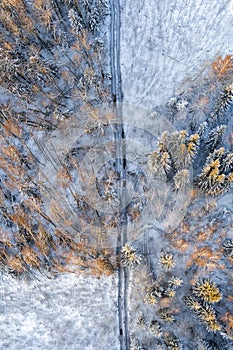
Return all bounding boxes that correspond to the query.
[0,273,119,350]
[120,0,233,108]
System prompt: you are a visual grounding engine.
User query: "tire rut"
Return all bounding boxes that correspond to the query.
[110,1,129,349]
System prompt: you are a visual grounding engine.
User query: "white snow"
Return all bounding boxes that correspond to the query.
[120,0,233,108]
[0,273,120,350]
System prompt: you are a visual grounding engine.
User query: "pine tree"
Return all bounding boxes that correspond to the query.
[68,8,84,33]
[144,283,163,305]
[221,152,233,173]
[149,131,199,177]
[148,320,162,337]
[193,279,222,303]
[206,125,226,152]
[148,147,171,176]
[222,239,233,256]
[168,276,183,288]
[166,130,199,170]
[186,296,222,332]
[185,296,202,312]
[130,340,145,350]
[197,339,220,350]
[164,333,183,350]
[158,309,174,323]
[212,84,233,119]
[121,243,142,268]
[196,148,233,195]
[174,169,190,190]
[160,252,176,270]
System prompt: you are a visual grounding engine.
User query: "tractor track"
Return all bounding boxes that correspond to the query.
[110,1,130,349]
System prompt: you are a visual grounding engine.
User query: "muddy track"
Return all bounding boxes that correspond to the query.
[110,0,130,349]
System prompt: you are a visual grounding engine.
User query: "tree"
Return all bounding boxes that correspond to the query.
[193,279,222,303]
[206,125,226,152]
[196,148,233,195]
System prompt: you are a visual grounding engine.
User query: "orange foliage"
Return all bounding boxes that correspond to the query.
[3,119,22,137]
[187,246,222,270]
[9,208,36,241]
[197,95,209,108]
[228,255,233,265]
[35,226,50,256]
[173,239,189,252]
[94,258,115,276]
[181,222,190,233]
[205,225,217,235]
[21,247,40,268]
[212,55,233,78]
[190,189,198,198]
[127,207,141,222]
[196,231,209,242]
[1,0,25,8]
[221,312,233,334]
[159,297,171,308]
[31,84,41,93]
[56,166,72,188]
[55,249,115,276]
[1,145,21,162]
[6,255,25,274]
[196,225,216,242]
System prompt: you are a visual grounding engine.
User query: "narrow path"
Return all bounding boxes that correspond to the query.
[110,0,122,103]
[110,1,130,349]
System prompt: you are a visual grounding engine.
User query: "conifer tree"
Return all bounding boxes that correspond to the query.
[212,83,233,119]
[206,125,226,152]
[196,148,233,195]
